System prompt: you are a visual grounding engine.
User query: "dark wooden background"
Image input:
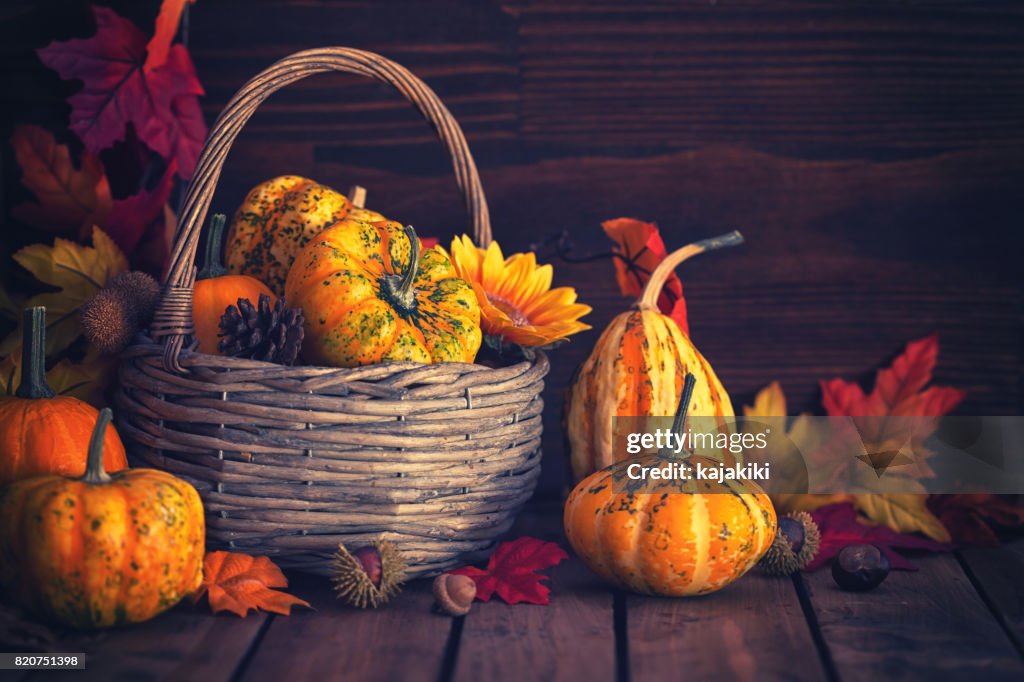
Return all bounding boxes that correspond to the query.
[3,0,1023,495]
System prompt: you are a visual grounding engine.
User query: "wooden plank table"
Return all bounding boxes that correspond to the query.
[6,502,1023,682]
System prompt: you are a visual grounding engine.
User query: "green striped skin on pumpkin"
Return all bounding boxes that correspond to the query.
[286,219,481,367]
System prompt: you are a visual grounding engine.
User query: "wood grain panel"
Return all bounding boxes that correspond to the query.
[239,573,451,682]
[801,553,1024,680]
[958,539,1024,654]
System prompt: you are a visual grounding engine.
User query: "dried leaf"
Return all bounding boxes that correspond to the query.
[0,346,114,407]
[1,227,128,357]
[451,536,568,605]
[743,380,787,419]
[853,492,951,543]
[37,6,206,177]
[807,502,952,571]
[11,125,112,235]
[106,160,178,256]
[601,218,687,333]
[193,551,311,617]
[927,494,1024,546]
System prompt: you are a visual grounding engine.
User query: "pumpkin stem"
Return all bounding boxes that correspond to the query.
[15,307,55,399]
[83,407,114,484]
[348,185,367,209]
[660,373,697,458]
[380,226,422,314]
[198,214,229,280]
[637,231,744,312]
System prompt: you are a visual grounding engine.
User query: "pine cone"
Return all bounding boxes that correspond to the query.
[218,294,304,365]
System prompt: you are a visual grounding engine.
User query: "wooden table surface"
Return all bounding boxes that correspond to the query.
[9,502,1023,682]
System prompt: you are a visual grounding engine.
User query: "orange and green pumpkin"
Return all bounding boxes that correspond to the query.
[0,408,205,629]
[564,455,776,596]
[0,307,126,486]
[285,220,481,367]
[565,232,743,482]
[193,214,275,354]
[226,175,365,295]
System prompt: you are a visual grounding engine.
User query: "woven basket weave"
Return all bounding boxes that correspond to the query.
[115,48,547,579]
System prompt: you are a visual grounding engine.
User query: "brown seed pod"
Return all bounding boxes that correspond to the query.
[80,287,137,354]
[758,511,822,576]
[330,540,407,608]
[108,271,160,326]
[432,573,476,616]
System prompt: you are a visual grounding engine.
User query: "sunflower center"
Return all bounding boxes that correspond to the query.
[488,293,530,327]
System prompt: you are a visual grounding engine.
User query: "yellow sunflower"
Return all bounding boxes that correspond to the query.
[445,235,591,347]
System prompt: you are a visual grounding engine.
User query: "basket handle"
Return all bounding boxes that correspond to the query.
[152,48,492,372]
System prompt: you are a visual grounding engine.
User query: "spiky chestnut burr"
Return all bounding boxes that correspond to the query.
[758,511,821,576]
[80,271,161,354]
[330,541,407,608]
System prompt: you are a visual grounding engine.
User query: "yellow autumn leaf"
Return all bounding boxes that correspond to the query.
[0,346,113,407]
[0,226,127,357]
[853,492,951,543]
[743,380,786,417]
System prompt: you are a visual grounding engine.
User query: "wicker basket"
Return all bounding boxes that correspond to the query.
[115,48,547,579]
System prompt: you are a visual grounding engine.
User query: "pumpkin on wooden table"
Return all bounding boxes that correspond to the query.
[565,231,744,482]
[226,176,385,295]
[285,221,481,367]
[0,408,205,629]
[0,307,126,485]
[192,214,275,355]
[564,374,777,596]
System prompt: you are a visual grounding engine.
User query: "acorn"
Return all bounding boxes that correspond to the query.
[432,573,476,616]
[330,540,407,608]
[758,510,821,576]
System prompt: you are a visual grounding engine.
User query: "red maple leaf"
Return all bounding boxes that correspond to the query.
[451,536,568,605]
[601,218,688,333]
[37,6,205,178]
[107,160,177,255]
[807,503,952,571]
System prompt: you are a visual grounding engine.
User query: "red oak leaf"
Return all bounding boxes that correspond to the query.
[807,503,953,571]
[37,6,205,178]
[106,160,177,255]
[451,536,568,605]
[601,218,688,334]
[927,494,1024,546]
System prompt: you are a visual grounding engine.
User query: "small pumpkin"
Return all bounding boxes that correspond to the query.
[193,214,275,355]
[0,307,126,485]
[285,221,481,367]
[565,232,743,482]
[226,175,369,295]
[0,408,205,629]
[564,457,776,596]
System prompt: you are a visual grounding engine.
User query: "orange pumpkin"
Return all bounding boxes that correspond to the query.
[0,307,126,485]
[285,221,481,367]
[565,232,743,482]
[564,456,776,596]
[0,408,205,628]
[193,214,275,355]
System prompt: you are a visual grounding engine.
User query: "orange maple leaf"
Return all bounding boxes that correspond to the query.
[146,0,196,72]
[601,218,688,333]
[11,125,112,236]
[193,551,311,617]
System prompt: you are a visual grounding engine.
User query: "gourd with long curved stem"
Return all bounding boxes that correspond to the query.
[0,307,127,484]
[565,231,744,482]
